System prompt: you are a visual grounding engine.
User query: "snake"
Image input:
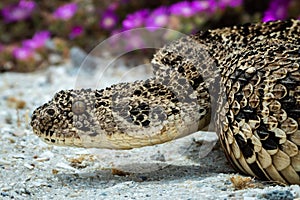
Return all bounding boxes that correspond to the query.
[31,19,300,184]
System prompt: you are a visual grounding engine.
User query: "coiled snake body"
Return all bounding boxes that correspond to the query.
[31,19,300,184]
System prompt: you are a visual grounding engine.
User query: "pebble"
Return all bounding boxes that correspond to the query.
[34,151,54,162]
[35,157,50,162]
[55,162,77,171]
[12,154,25,159]
[24,163,34,170]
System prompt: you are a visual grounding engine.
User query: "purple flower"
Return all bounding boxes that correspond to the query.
[262,0,291,22]
[13,47,34,60]
[218,0,243,9]
[69,26,83,39]
[229,0,243,7]
[22,30,50,49]
[191,0,211,12]
[122,9,150,30]
[170,1,196,17]
[33,30,50,41]
[53,3,78,20]
[1,0,36,22]
[99,10,118,30]
[145,7,169,31]
[191,0,217,12]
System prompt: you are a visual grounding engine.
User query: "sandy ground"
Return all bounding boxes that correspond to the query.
[1,60,300,200]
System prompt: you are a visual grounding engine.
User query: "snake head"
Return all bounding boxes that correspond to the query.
[31,89,101,147]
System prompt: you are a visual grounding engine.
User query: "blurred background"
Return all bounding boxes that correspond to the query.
[0,0,299,73]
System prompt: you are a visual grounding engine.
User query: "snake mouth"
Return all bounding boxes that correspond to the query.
[31,111,77,147]
[32,124,83,147]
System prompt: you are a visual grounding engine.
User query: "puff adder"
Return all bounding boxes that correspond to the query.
[31,19,300,184]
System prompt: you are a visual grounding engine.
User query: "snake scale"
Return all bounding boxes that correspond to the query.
[31,19,300,184]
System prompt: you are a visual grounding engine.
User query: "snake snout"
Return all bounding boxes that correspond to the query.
[31,102,59,136]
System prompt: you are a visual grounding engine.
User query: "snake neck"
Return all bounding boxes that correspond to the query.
[152,19,300,133]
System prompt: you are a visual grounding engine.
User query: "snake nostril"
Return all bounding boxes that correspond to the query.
[46,108,55,116]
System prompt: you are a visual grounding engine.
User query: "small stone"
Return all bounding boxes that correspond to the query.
[111,168,130,176]
[35,157,50,162]
[34,151,53,162]
[24,163,34,170]
[68,192,81,197]
[101,192,107,196]
[52,169,59,175]
[12,154,25,159]
[55,162,77,171]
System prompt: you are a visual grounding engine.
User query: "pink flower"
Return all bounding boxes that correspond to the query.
[53,3,78,20]
[99,10,118,30]
[122,9,150,30]
[1,0,36,22]
[145,7,169,31]
[22,30,50,49]
[13,47,34,60]
[262,0,291,22]
[191,0,217,12]
[69,26,83,39]
[218,0,243,9]
[170,1,196,17]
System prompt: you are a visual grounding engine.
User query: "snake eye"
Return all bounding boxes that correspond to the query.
[73,101,86,114]
[46,108,55,116]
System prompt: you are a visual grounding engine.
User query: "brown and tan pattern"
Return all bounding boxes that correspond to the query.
[31,19,300,184]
